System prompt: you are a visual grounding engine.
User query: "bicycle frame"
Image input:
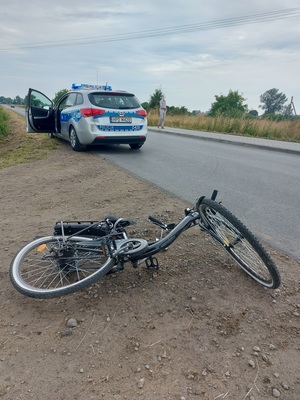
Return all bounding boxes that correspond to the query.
[130,211,200,260]
[54,198,224,264]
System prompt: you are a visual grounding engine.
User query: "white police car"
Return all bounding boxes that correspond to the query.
[26,83,147,151]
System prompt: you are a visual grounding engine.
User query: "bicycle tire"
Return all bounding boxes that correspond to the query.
[10,236,116,299]
[198,198,281,289]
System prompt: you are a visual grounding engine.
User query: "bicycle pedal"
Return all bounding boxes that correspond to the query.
[145,257,159,270]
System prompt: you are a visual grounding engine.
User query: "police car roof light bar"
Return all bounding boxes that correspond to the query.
[71,83,112,91]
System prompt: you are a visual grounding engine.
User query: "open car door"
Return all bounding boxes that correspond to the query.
[26,89,55,133]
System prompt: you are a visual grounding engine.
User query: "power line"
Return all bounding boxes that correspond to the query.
[1,7,300,52]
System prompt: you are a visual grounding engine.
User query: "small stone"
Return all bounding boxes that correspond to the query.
[60,330,72,337]
[67,318,78,328]
[272,388,280,397]
[262,354,269,362]
[79,368,84,373]
[282,384,289,390]
[137,378,145,389]
[253,346,261,352]
[248,360,256,368]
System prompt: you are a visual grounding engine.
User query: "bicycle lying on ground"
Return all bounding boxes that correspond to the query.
[10,190,281,299]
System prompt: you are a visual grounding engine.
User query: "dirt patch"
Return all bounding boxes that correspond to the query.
[0,141,300,400]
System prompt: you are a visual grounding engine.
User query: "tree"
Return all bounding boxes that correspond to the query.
[248,109,259,118]
[148,88,164,110]
[141,101,149,111]
[14,95,24,105]
[167,105,189,116]
[53,89,68,104]
[259,88,287,115]
[208,90,248,117]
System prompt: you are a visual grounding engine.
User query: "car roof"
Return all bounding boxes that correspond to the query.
[69,89,131,94]
[69,83,132,95]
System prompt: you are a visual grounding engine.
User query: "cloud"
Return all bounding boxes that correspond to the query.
[1,0,300,112]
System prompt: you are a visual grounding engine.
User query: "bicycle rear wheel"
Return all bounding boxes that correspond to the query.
[10,236,115,299]
[198,198,281,289]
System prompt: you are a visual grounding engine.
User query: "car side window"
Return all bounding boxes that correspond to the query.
[30,90,52,109]
[65,93,77,107]
[75,93,84,105]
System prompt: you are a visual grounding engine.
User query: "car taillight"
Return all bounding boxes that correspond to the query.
[81,108,106,118]
[136,109,147,117]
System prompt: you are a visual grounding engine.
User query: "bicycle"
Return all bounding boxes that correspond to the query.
[10,190,281,299]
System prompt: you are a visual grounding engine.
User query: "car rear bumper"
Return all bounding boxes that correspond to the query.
[92,135,146,145]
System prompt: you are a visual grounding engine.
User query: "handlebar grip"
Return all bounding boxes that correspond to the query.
[149,215,162,224]
[148,216,167,228]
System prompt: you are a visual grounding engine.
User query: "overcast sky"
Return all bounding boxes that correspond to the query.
[1,0,300,113]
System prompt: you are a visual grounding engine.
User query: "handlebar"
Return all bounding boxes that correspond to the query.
[148,216,176,230]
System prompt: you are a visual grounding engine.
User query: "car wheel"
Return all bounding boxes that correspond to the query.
[129,143,143,150]
[69,127,85,151]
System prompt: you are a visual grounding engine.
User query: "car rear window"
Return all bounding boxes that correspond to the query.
[88,92,141,109]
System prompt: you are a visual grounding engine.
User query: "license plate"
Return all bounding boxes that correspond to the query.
[110,116,132,123]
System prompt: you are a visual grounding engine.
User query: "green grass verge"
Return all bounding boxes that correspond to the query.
[0,107,59,169]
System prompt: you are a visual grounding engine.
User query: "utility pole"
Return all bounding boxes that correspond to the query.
[291,96,297,116]
[286,96,297,116]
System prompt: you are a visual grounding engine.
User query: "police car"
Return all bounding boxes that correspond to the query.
[26,83,147,151]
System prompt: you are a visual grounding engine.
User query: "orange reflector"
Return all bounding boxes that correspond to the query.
[224,239,230,247]
[36,244,47,252]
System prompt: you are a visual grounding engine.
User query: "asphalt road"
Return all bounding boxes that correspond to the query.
[93,131,300,261]
[1,105,25,117]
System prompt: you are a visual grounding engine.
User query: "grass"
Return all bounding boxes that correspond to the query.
[0,107,59,169]
[147,112,300,143]
[0,107,9,139]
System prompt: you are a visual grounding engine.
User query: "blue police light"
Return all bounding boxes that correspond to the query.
[71,83,112,91]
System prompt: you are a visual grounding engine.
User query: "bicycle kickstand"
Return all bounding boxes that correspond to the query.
[145,256,159,270]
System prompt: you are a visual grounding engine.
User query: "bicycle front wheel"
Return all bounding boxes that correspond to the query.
[198,199,281,289]
[10,236,116,299]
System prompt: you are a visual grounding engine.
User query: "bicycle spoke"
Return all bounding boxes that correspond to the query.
[198,199,280,289]
[10,236,115,297]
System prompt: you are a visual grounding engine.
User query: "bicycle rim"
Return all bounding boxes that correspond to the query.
[199,199,280,289]
[10,236,115,298]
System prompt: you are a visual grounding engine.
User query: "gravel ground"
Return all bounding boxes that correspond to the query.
[0,137,300,399]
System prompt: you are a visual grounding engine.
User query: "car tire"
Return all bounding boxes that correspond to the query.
[69,127,86,151]
[129,143,143,150]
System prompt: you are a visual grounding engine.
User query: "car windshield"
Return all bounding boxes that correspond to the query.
[88,92,141,109]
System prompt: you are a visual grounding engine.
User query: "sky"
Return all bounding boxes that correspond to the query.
[1,0,300,113]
